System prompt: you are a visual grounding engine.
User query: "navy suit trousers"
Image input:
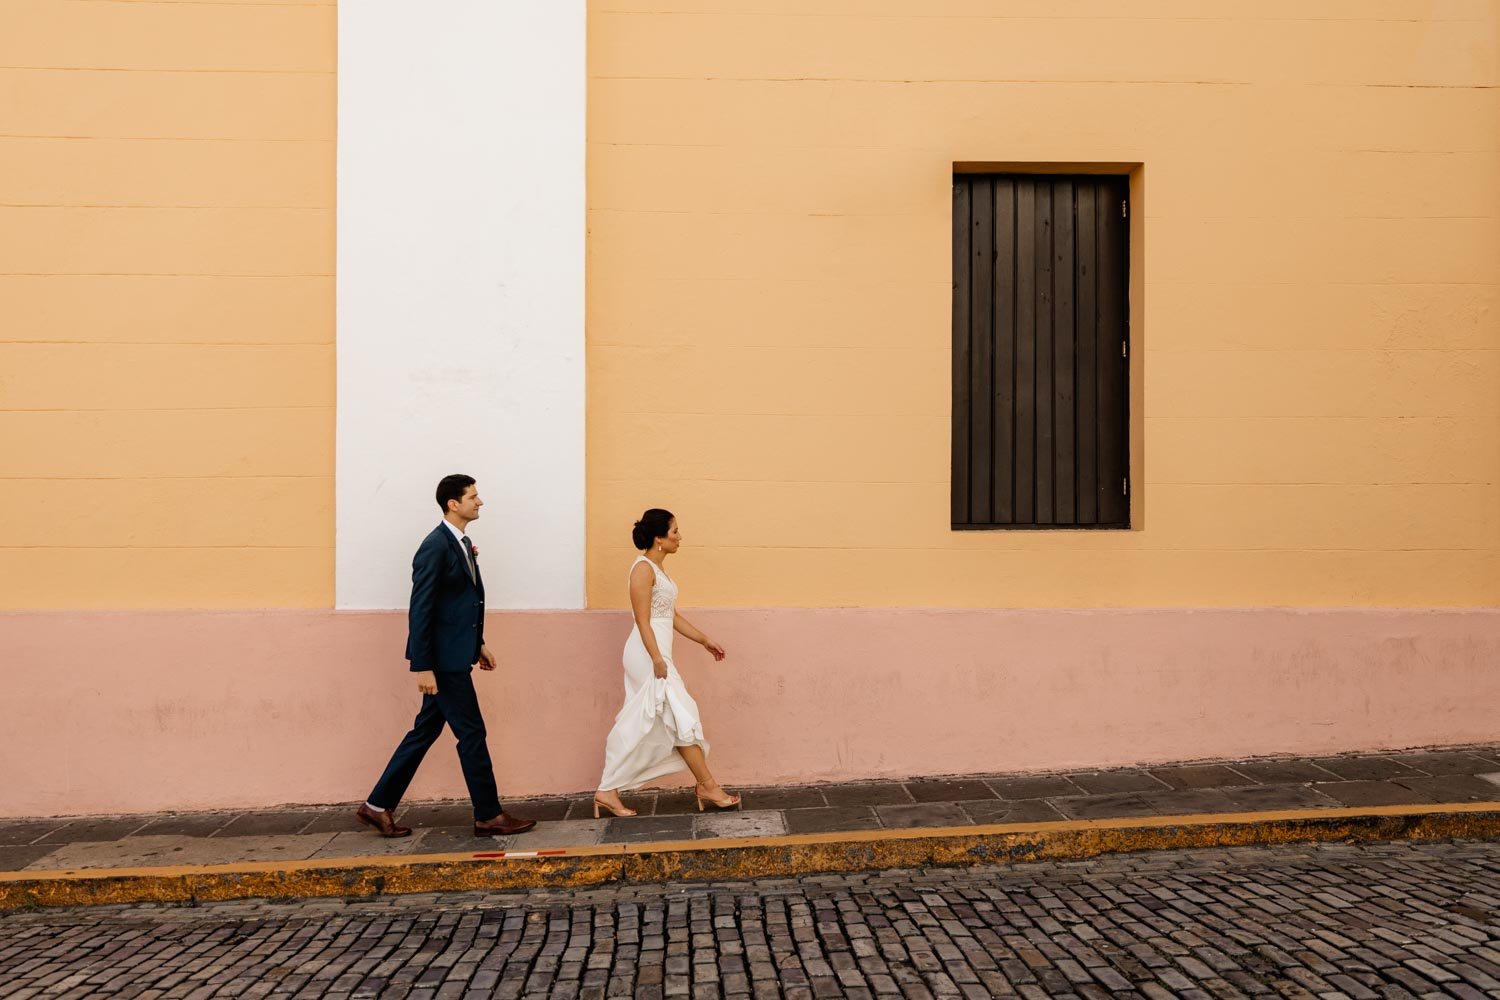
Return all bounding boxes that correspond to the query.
[368,671,502,821]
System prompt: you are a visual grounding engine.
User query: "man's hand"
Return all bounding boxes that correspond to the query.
[478,645,498,671]
[415,670,438,696]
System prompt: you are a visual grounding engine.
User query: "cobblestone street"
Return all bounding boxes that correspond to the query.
[2,841,1498,999]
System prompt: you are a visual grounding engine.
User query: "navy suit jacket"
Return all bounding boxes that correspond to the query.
[404,523,486,673]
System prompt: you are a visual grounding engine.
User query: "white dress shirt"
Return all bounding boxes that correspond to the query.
[444,520,475,581]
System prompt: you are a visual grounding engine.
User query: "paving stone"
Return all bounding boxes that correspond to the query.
[131,813,241,838]
[693,812,788,841]
[603,815,696,846]
[1469,748,1500,768]
[874,803,972,830]
[308,830,429,860]
[1391,775,1500,803]
[652,789,703,816]
[1221,784,1342,811]
[0,844,58,871]
[301,807,367,834]
[1308,757,1421,781]
[408,827,493,854]
[1049,793,1160,820]
[0,820,75,846]
[958,799,1065,825]
[23,833,338,871]
[737,787,827,811]
[1225,759,1342,784]
[505,797,575,822]
[782,808,881,835]
[1063,770,1171,794]
[492,820,608,852]
[819,783,914,808]
[397,803,477,829]
[34,817,152,844]
[1133,789,1240,816]
[1310,781,1433,808]
[215,810,322,837]
[569,795,655,820]
[903,780,997,803]
[1146,765,1258,790]
[1387,751,1496,776]
[985,775,1083,800]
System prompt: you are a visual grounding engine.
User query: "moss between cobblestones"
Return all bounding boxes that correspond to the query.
[4,805,1497,911]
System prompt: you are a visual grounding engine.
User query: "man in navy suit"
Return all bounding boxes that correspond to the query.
[357,475,536,838]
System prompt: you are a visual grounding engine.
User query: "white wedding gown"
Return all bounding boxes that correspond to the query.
[598,556,710,791]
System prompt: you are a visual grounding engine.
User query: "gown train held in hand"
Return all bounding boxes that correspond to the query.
[598,556,710,791]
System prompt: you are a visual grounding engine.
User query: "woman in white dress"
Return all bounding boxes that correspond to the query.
[593,509,741,818]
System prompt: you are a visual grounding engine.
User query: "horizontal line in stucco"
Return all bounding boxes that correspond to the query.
[0,135,333,142]
[579,546,1500,554]
[587,345,1497,354]
[0,546,333,551]
[0,406,333,413]
[588,207,1500,222]
[591,13,1487,26]
[4,341,332,347]
[591,75,1255,85]
[0,66,333,76]
[0,475,330,482]
[591,411,1485,420]
[0,204,331,210]
[0,272,334,277]
[591,479,1494,488]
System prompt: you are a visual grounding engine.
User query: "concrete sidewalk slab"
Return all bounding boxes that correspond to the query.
[24,833,340,871]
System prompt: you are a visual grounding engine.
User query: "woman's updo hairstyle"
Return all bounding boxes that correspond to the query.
[632,508,675,551]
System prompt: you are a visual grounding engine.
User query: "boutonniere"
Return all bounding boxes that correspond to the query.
[470,544,479,560]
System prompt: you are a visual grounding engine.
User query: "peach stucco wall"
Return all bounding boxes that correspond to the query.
[2,607,1497,819]
[4,2,1497,818]
[586,0,1500,608]
[1,0,336,609]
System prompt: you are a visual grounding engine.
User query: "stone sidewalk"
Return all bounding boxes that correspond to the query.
[4,746,1499,876]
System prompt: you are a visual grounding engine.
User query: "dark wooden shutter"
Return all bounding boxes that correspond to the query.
[952,173,1129,529]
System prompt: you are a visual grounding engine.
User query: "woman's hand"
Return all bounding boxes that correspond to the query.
[652,657,669,679]
[702,637,727,661]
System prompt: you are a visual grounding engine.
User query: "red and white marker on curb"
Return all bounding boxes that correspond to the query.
[471,850,569,859]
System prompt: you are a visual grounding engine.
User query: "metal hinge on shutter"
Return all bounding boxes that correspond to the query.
[1123,477,1129,495]
[1122,199,1128,218]
[1122,340,1128,358]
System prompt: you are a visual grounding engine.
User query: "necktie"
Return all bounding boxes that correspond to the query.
[460,536,476,583]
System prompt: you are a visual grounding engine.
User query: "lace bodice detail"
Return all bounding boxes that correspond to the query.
[633,556,678,620]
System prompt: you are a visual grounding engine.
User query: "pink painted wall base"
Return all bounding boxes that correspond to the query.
[4,608,1498,818]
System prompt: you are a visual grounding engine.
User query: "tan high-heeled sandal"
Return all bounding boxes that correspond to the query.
[593,795,638,818]
[695,783,742,811]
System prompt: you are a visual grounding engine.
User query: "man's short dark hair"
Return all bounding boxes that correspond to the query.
[436,474,476,513]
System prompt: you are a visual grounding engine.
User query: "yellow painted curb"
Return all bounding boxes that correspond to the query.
[2,802,1497,910]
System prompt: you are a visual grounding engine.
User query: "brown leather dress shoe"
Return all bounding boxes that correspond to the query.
[473,812,537,837]
[356,803,412,838]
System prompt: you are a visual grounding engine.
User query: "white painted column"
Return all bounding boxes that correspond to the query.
[337,1,586,609]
